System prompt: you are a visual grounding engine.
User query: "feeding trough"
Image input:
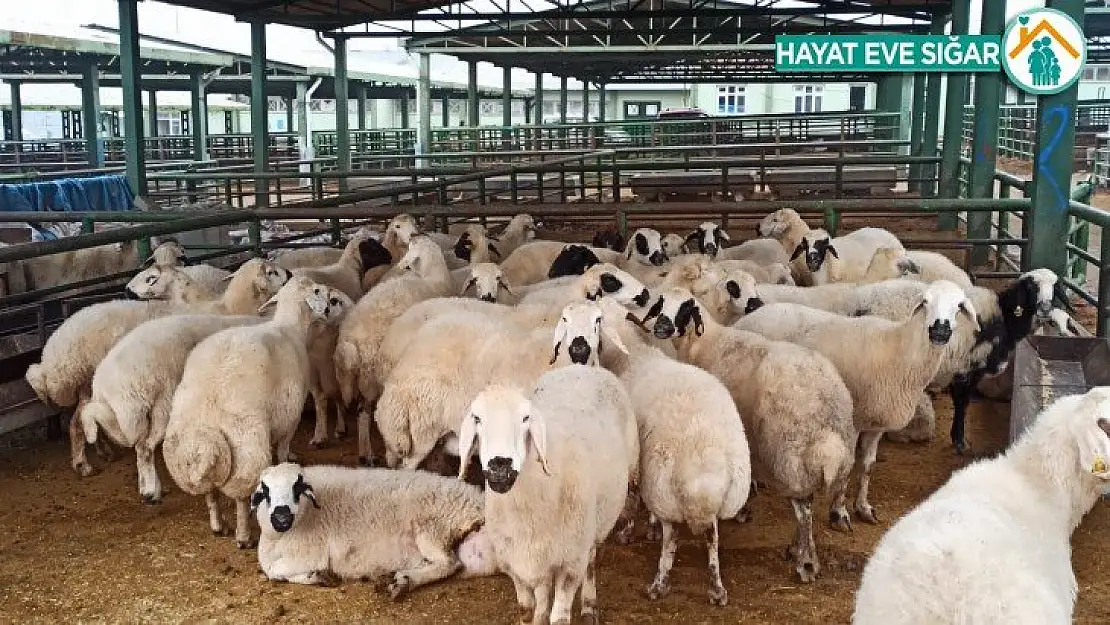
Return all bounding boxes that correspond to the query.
[1010,335,1110,442]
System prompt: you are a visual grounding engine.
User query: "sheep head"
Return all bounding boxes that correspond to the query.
[684,222,730,257]
[144,239,189,268]
[548,244,601,279]
[251,462,319,534]
[581,263,650,308]
[642,287,705,340]
[759,208,804,239]
[394,236,446,277]
[911,279,979,346]
[385,213,421,245]
[721,270,764,316]
[458,385,550,493]
[624,227,668,267]
[791,230,837,274]
[125,264,191,300]
[239,258,293,301]
[661,233,687,259]
[550,300,630,366]
[460,262,512,303]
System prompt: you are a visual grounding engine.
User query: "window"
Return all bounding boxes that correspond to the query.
[849,85,867,112]
[1084,66,1096,80]
[793,85,824,113]
[626,103,641,117]
[623,100,662,120]
[1099,66,1110,81]
[716,85,746,114]
[156,112,183,136]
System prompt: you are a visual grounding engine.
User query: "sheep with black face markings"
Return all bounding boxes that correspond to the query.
[292,234,394,302]
[789,226,903,285]
[457,363,638,625]
[854,387,1110,625]
[501,241,623,287]
[734,280,978,524]
[642,287,855,582]
[556,298,751,605]
[162,276,338,548]
[252,462,496,596]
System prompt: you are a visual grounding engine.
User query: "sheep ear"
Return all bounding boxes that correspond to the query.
[141,255,156,268]
[826,244,839,259]
[625,245,633,260]
[602,322,630,356]
[527,411,551,476]
[1076,412,1110,479]
[790,243,806,261]
[221,272,236,282]
[959,298,981,333]
[911,295,926,317]
[692,305,704,336]
[250,484,268,513]
[550,317,569,365]
[258,294,279,314]
[460,277,476,296]
[456,415,478,481]
[718,229,731,243]
[293,477,320,509]
[487,243,502,260]
[497,277,515,296]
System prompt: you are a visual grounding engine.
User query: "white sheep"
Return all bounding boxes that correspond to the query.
[715,259,794,286]
[162,276,336,548]
[716,238,790,266]
[454,262,517,303]
[125,257,292,316]
[643,287,856,582]
[862,247,974,290]
[557,298,751,605]
[307,289,357,448]
[791,226,903,285]
[489,213,538,259]
[332,236,453,465]
[457,364,639,625]
[79,313,262,503]
[272,246,345,272]
[252,462,496,595]
[757,208,814,282]
[292,234,394,301]
[500,241,623,287]
[661,233,687,259]
[734,280,977,524]
[854,387,1110,625]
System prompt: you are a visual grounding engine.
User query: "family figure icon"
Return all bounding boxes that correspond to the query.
[1028,37,1062,86]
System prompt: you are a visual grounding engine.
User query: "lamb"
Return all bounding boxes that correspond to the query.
[307,289,357,448]
[790,226,903,285]
[488,213,537,258]
[862,247,974,290]
[457,364,639,625]
[124,258,292,316]
[853,387,1110,625]
[332,236,453,465]
[252,462,496,595]
[556,298,751,605]
[643,287,856,582]
[758,208,817,284]
[79,313,262,503]
[292,235,393,302]
[502,240,623,287]
[734,280,977,524]
[161,276,336,548]
[661,233,687,259]
[144,239,231,293]
[455,262,517,303]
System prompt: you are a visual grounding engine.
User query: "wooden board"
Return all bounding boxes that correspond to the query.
[1010,336,1110,442]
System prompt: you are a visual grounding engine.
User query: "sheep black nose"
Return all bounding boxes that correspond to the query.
[704,243,718,257]
[485,457,518,493]
[653,316,675,339]
[568,337,592,365]
[1037,301,1053,316]
[634,288,650,307]
[649,251,666,266]
[806,254,823,272]
[124,288,141,300]
[480,294,496,303]
[928,320,953,345]
[745,297,765,314]
[270,505,294,532]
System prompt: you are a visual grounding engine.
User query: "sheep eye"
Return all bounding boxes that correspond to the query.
[472,414,481,425]
[522,415,530,423]
[329,297,339,305]
[146,275,157,285]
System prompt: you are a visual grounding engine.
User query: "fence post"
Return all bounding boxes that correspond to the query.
[248,218,263,257]
[938,0,971,223]
[966,0,1005,266]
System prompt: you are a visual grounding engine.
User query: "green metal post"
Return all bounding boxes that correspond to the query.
[1027,0,1084,277]
[356,84,367,131]
[598,82,606,123]
[908,74,926,192]
[559,76,568,124]
[400,95,410,129]
[502,66,512,127]
[966,0,1005,266]
[940,0,971,222]
[416,53,430,163]
[190,71,207,162]
[467,61,479,127]
[534,72,544,151]
[582,82,590,121]
[334,35,351,192]
[441,97,450,128]
[285,96,294,134]
[8,81,22,142]
[147,90,158,138]
[250,19,269,207]
[118,0,147,196]
[921,16,945,198]
[81,62,103,168]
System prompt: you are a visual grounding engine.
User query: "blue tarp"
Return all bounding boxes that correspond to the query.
[0,174,135,213]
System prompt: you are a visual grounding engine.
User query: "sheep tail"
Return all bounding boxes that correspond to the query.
[811,431,852,493]
[79,399,113,445]
[162,426,233,496]
[24,363,50,406]
[334,339,360,408]
[678,456,729,533]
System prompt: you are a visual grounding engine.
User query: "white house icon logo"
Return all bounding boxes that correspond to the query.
[1002,8,1086,95]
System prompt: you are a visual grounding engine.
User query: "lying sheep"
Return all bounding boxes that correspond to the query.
[458,364,639,625]
[80,313,261,503]
[252,462,496,595]
[162,277,336,548]
[790,226,903,285]
[854,387,1110,625]
[333,236,453,465]
[293,235,393,301]
[735,280,976,524]
[643,287,855,582]
[559,299,751,605]
[125,258,291,316]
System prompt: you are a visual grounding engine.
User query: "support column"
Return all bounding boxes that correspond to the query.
[467,61,479,127]
[356,83,367,131]
[417,53,431,166]
[502,65,512,127]
[400,95,410,129]
[598,82,607,123]
[147,90,158,137]
[8,81,22,142]
[82,63,103,168]
[908,74,926,192]
[118,0,147,196]
[250,19,269,207]
[441,97,450,127]
[285,96,294,134]
[334,35,351,191]
[921,15,945,198]
[939,0,971,218]
[559,76,568,124]
[582,82,590,121]
[534,72,544,150]
[190,72,207,162]
[1027,0,1083,276]
[966,0,1005,265]
[296,81,311,183]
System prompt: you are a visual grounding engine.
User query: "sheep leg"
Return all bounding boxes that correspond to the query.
[386,533,463,600]
[886,394,936,444]
[206,492,230,536]
[530,577,553,625]
[645,512,663,541]
[580,548,599,625]
[789,496,820,583]
[853,431,883,525]
[69,401,95,477]
[275,427,298,464]
[135,440,162,505]
[550,568,583,625]
[309,390,329,448]
[276,570,341,586]
[705,520,728,606]
[357,409,377,466]
[646,520,677,600]
[508,571,536,624]
[334,402,348,438]
[613,486,639,545]
[828,471,852,533]
[234,498,256,549]
[949,372,977,454]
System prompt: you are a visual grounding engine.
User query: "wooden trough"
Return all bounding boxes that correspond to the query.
[628,169,757,202]
[1010,336,1110,442]
[764,165,897,199]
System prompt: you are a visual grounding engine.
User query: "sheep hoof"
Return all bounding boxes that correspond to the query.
[646,581,670,600]
[795,561,819,584]
[314,570,342,588]
[236,538,257,550]
[735,505,753,524]
[953,440,971,456]
[708,586,729,606]
[855,505,880,525]
[73,462,97,478]
[387,573,411,600]
[333,428,347,439]
[645,524,662,542]
[141,493,162,506]
[358,456,380,468]
[212,526,232,537]
[579,610,599,625]
[829,510,852,533]
[308,438,327,449]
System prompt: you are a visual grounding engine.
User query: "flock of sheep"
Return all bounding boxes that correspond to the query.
[16,208,1110,624]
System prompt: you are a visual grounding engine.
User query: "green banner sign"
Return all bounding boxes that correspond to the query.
[775,35,1003,72]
